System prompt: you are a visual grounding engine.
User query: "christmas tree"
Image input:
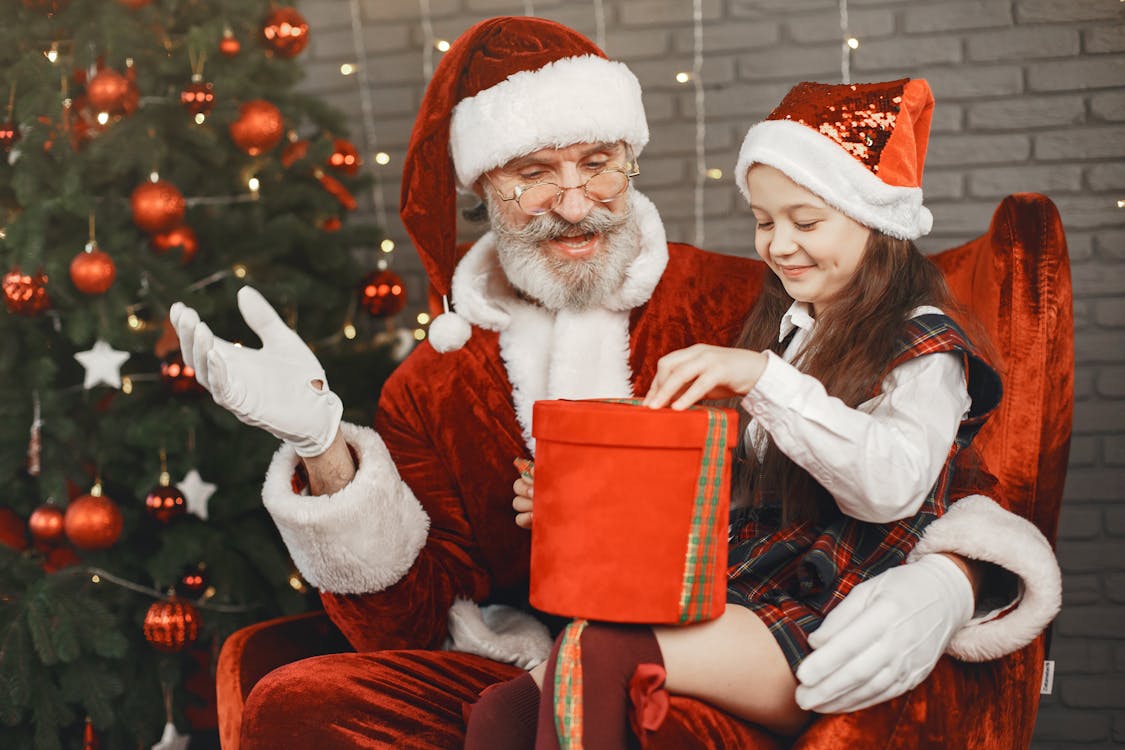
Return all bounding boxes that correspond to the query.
[0,1,407,748]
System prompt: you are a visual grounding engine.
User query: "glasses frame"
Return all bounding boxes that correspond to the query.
[486,145,640,217]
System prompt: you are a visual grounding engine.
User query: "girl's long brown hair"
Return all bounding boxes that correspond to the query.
[731,232,967,525]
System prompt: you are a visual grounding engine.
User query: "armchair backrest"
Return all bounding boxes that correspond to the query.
[931,193,1073,544]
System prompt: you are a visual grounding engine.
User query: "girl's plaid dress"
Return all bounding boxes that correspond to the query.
[725,313,1002,670]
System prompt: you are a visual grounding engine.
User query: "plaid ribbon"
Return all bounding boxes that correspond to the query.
[678,406,726,623]
[553,619,589,749]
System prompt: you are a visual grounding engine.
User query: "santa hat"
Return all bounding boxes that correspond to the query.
[734,78,934,240]
[400,16,648,352]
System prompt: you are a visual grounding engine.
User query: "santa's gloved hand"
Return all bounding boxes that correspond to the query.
[794,553,974,714]
[169,286,343,457]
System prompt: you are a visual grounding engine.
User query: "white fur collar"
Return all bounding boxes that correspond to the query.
[448,190,669,331]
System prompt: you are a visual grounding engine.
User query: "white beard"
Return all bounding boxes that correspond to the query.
[489,195,641,311]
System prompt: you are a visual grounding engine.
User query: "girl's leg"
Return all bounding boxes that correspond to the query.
[464,668,542,750]
[534,622,664,749]
[654,605,808,736]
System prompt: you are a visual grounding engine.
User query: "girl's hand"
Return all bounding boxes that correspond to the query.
[513,458,534,529]
[643,345,769,410]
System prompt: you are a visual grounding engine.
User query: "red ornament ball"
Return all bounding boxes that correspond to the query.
[229,100,284,156]
[21,0,68,14]
[64,492,123,550]
[359,269,407,318]
[28,504,66,546]
[176,564,208,597]
[328,139,361,175]
[42,545,81,573]
[69,244,116,295]
[131,180,185,233]
[150,224,198,264]
[143,597,201,652]
[0,121,20,152]
[2,269,51,316]
[86,68,132,115]
[0,507,28,551]
[180,78,215,116]
[145,483,186,524]
[260,7,309,58]
[280,137,308,168]
[219,30,241,57]
[161,350,206,395]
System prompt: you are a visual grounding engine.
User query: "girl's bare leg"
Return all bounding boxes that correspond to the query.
[655,605,809,736]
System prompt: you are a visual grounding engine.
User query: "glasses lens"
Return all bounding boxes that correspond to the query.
[516,183,561,215]
[585,170,629,202]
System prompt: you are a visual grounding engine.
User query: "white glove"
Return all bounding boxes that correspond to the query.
[168,286,343,458]
[794,553,974,714]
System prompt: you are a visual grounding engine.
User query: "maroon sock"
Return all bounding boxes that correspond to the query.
[535,622,664,750]
[464,670,540,750]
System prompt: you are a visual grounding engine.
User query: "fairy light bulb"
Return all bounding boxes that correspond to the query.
[435,39,450,52]
[416,312,431,325]
[380,239,395,253]
[374,152,390,165]
[675,72,691,83]
[847,37,860,49]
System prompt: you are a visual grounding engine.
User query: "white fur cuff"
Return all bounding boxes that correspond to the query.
[261,422,430,595]
[908,495,1062,662]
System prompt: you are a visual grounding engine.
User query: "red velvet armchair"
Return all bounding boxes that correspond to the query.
[216,193,1071,749]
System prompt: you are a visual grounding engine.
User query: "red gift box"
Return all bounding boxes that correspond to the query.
[529,399,739,624]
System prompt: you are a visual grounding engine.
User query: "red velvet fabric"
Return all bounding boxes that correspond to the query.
[221,194,1070,749]
[530,401,737,623]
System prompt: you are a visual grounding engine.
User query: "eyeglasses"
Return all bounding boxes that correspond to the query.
[487,151,640,216]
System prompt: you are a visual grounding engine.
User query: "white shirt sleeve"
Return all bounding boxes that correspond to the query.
[741,349,970,524]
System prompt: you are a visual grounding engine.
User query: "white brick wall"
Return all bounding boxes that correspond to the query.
[296,1,1125,744]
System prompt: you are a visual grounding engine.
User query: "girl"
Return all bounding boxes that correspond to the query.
[468,78,1001,749]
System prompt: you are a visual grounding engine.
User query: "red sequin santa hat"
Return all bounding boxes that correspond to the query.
[735,78,934,239]
[400,17,649,352]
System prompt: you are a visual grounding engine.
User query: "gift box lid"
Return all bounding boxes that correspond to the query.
[532,399,740,449]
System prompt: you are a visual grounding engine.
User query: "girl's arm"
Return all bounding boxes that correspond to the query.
[745,350,967,523]
[644,344,968,524]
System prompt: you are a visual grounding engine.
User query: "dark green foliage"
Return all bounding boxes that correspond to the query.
[0,1,397,747]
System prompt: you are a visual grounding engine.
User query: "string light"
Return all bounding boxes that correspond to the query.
[232,264,248,279]
[380,239,395,252]
[413,328,426,341]
[691,0,707,248]
[706,168,723,180]
[840,0,853,84]
[91,574,100,583]
[194,113,205,124]
[374,151,390,165]
[593,0,606,51]
[675,72,692,83]
[435,39,450,52]
[343,323,357,339]
[416,312,431,325]
[377,258,389,271]
[419,0,436,80]
[45,43,59,63]
[247,177,260,193]
[121,377,133,395]
[347,0,391,229]
[340,63,355,75]
[149,171,160,183]
[96,112,109,125]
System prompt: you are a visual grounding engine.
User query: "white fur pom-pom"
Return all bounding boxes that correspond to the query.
[428,311,471,353]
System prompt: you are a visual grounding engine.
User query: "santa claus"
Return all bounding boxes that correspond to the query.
[169,16,1060,748]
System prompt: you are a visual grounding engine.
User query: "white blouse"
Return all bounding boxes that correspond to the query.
[741,302,971,524]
